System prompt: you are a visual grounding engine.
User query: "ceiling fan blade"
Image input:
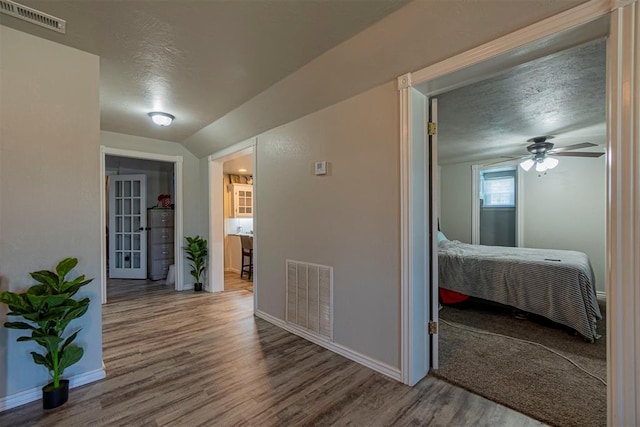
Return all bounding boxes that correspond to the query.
[549,142,598,153]
[553,151,605,157]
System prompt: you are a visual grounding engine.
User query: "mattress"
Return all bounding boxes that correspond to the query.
[438,240,602,341]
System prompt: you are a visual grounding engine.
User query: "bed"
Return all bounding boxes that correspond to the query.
[438,239,602,342]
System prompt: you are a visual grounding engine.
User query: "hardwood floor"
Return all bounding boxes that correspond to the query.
[0,281,544,426]
[224,271,253,293]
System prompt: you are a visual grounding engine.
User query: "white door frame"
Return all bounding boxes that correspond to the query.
[99,146,185,303]
[399,0,640,422]
[208,138,257,306]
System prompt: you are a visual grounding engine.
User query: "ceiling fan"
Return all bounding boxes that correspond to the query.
[502,136,605,172]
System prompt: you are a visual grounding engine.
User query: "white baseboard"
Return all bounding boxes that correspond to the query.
[0,366,106,412]
[255,310,402,382]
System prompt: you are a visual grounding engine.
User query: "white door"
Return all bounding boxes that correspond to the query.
[109,174,147,279]
[406,87,431,384]
[428,97,439,368]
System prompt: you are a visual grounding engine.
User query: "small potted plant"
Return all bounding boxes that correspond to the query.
[184,236,208,291]
[0,257,92,409]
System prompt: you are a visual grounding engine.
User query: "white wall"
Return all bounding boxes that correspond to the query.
[522,156,606,292]
[101,131,204,286]
[440,156,606,292]
[440,163,473,243]
[256,81,400,367]
[0,26,102,397]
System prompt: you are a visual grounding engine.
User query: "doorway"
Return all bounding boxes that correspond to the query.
[222,152,254,292]
[400,7,611,380]
[432,40,607,426]
[106,156,177,280]
[100,147,185,304]
[400,2,640,423]
[208,138,257,307]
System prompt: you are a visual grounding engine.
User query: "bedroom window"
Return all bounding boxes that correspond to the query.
[480,168,516,207]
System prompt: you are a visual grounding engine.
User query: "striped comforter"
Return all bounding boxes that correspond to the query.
[438,240,602,341]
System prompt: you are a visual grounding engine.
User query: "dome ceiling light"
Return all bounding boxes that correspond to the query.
[148,112,175,127]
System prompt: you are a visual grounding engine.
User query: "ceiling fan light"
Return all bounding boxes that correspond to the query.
[543,157,559,169]
[536,160,548,172]
[520,159,535,171]
[148,112,175,127]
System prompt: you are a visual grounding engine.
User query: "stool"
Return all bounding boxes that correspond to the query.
[240,236,253,280]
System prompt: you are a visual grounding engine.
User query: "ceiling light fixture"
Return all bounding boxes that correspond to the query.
[526,156,559,172]
[238,168,248,173]
[519,158,535,171]
[148,112,175,127]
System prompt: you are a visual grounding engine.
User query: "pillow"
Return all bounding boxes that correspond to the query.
[437,231,448,242]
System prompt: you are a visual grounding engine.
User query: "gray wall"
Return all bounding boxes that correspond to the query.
[256,82,400,367]
[0,26,102,396]
[440,156,606,292]
[101,131,204,286]
[440,163,473,243]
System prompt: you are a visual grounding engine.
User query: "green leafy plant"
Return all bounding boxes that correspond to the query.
[184,235,208,285]
[0,258,92,390]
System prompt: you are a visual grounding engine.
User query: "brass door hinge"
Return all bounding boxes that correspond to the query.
[427,122,437,136]
[428,321,438,334]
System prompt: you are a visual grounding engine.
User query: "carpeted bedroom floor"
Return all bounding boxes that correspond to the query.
[433,298,606,427]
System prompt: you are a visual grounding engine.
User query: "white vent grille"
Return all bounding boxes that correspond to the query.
[0,0,66,34]
[286,260,333,340]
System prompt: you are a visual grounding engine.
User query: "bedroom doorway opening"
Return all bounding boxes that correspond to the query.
[433,39,607,427]
[399,7,615,426]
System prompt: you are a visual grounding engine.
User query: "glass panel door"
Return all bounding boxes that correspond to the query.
[109,174,147,279]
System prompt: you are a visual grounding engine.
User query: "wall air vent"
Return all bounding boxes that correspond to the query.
[0,0,66,34]
[286,260,333,340]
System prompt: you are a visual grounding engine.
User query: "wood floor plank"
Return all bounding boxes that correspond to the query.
[0,274,545,426]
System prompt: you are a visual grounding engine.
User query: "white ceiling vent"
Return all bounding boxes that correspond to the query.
[0,0,66,34]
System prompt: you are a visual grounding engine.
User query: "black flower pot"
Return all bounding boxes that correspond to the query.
[42,379,69,409]
[194,282,203,292]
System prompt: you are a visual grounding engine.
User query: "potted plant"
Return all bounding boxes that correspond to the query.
[184,236,208,291]
[0,257,92,409]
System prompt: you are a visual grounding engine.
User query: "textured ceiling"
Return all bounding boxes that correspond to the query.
[1,0,589,157]
[437,39,606,165]
[1,0,408,142]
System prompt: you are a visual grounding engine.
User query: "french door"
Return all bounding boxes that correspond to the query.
[109,174,147,279]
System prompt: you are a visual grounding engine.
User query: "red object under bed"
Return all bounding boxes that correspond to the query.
[439,288,469,304]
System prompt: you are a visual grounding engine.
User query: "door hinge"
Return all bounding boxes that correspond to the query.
[428,321,438,334]
[427,122,437,136]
